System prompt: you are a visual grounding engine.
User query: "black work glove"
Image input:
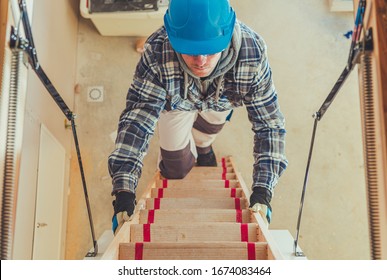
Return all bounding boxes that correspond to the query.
[249,187,272,225]
[112,191,136,234]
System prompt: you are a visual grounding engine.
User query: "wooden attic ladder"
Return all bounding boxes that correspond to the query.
[101,156,303,260]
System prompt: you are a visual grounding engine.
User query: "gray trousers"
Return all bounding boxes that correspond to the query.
[157,109,231,179]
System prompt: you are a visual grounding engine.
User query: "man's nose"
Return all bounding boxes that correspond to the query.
[193,55,207,65]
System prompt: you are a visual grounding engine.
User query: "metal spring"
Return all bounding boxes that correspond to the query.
[1,50,23,260]
[360,52,381,260]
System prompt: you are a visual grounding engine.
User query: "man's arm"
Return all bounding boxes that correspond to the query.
[243,42,288,223]
[108,50,167,196]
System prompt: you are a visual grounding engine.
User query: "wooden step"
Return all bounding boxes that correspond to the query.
[219,158,232,166]
[139,209,251,224]
[119,242,268,260]
[130,223,258,243]
[150,187,244,198]
[155,179,240,188]
[145,197,248,210]
[187,166,234,173]
[183,172,237,180]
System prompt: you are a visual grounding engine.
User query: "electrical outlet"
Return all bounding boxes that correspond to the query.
[87,86,104,102]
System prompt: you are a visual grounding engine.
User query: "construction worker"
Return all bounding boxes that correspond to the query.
[108,0,288,234]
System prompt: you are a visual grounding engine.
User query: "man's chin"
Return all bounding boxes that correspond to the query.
[193,69,210,78]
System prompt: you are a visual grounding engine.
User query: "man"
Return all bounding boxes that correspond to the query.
[108,0,288,234]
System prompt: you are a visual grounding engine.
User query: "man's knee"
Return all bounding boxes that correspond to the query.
[193,114,225,134]
[158,144,195,179]
[159,161,194,179]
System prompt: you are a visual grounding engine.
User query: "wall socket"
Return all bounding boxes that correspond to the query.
[87,86,104,102]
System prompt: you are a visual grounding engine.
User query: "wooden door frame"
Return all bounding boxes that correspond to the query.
[0,0,9,83]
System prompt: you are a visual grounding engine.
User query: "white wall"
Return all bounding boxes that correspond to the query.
[12,0,79,259]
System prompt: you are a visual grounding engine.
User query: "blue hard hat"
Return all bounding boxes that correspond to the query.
[164,0,236,55]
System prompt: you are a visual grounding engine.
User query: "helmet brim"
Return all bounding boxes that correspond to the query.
[167,31,234,55]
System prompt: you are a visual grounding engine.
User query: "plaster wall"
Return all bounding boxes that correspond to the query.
[66,0,369,259]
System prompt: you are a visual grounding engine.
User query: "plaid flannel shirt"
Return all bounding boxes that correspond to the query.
[108,22,288,196]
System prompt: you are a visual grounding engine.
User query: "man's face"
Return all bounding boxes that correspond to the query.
[181,53,221,78]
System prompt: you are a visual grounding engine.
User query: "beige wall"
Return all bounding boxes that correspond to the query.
[231,0,369,259]
[12,0,79,259]
[66,0,370,260]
